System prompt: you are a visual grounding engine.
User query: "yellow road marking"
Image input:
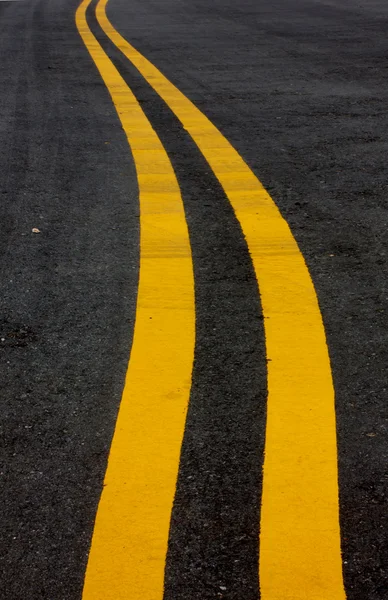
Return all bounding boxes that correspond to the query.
[95,2,346,597]
[75,3,195,599]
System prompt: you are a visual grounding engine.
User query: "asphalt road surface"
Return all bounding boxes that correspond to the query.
[0,0,387,598]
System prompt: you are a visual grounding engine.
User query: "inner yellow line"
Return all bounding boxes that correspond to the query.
[95,2,346,598]
[75,3,195,600]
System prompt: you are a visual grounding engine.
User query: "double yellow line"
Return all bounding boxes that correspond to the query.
[76,1,347,598]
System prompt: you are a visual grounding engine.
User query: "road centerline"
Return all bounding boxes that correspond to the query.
[94,1,347,597]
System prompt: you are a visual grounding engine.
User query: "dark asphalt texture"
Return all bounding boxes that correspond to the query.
[0,0,139,596]
[1,0,387,598]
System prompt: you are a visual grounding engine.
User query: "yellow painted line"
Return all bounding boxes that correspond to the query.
[95,2,346,598]
[75,2,195,600]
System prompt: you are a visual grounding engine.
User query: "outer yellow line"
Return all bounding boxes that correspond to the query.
[95,2,346,598]
[75,2,195,599]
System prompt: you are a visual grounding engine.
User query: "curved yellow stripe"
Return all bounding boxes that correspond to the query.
[76,3,195,600]
[96,2,346,598]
